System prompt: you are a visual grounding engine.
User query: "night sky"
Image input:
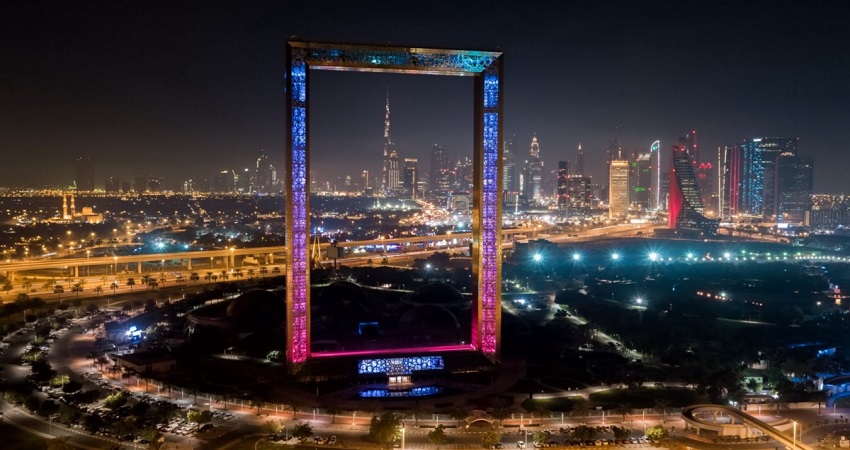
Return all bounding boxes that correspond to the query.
[2,1,849,192]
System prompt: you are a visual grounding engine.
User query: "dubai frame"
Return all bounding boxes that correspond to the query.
[285,41,503,369]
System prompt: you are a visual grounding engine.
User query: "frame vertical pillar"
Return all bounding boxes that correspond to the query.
[285,43,311,369]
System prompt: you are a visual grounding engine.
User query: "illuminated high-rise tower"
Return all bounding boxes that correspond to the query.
[525,136,543,201]
[575,142,585,175]
[650,140,661,209]
[402,158,418,199]
[609,158,630,219]
[557,161,569,216]
[669,145,717,234]
[430,144,452,196]
[381,92,396,194]
[75,156,95,191]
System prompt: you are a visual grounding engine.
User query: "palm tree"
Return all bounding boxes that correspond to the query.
[247,268,256,279]
[190,272,200,283]
[271,266,281,275]
[614,403,631,422]
[205,272,213,283]
[159,272,167,286]
[325,405,342,424]
[214,394,232,411]
[286,400,303,419]
[220,270,229,280]
[141,275,152,286]
[250,396,266,415]
[72,283,84,298]
[93,285,104,296]
[126,278,136,291]
[110,282,118,295]
[109,363,122,379]
[259,266,268,277]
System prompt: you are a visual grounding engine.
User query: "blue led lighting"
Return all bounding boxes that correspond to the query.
[358,356,445,375]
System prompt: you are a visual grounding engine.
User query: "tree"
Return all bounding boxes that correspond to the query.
[259,266,268,277]
[572,425,595,441]
[611,426,631,440]
[449,405,470,426]
[2,280,13,297]
[83,414,104,433]
[93,285,104,295]
[571,399,591,418]
[428,425,449,446]
[285,400,302,419]
[272,266,281,275]
[190,272,200,283]
[205,272,213,283]
[614,403,631,422]
[187,409,213,424]
[325,404,342,424]
[533,431,550,445]
[481,431,502,449]
[250,396,265,415]
[214,393,232,411]
[653,399,670,416]
[368,412,403,448]
[261,419,282,435]
[645,424,668,441]
[292,422,314,443]
[126,278,136,291]
[491,406,510,427]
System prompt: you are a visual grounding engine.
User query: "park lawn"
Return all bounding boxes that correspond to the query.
[521,396,585,413]
[588,388,698,409]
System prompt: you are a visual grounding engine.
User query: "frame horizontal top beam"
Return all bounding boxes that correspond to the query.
[289,40,502,76]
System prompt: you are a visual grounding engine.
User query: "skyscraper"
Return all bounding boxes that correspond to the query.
[567,175,593,216]
[650,140,661,210]
[104,176,120,193]
[575,143,585,176]
[254,149,276,193]
[775,154,813,224]
[733,137,798,219]
[403,158,418,199]
[75,156,95,191]
[668,145,717,234]
[430,144,450,195]
[557,161,570,216]
[525,136,543,202]
[609,159,630,219]
[388,150,400,193]
[632,152,651,210]
[605,136,622,202]
[381,92,397,194]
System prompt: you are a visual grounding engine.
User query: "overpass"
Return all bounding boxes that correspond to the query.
[0,225,554,280]
[681,404,811,450]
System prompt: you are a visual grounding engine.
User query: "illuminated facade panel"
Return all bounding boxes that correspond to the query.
[358,356,446,375]
[285,41,503,368]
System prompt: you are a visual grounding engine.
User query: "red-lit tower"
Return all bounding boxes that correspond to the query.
[669,145,718,234]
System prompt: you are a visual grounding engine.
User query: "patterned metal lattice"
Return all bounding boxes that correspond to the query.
[285,41,503,367]
[358,356,446,375]
[286,52,310,364]
[293,42,499,75]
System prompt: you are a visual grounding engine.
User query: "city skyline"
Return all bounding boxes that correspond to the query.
[2,1,848,192]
